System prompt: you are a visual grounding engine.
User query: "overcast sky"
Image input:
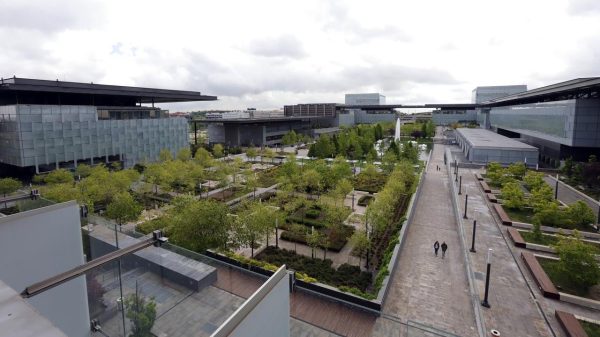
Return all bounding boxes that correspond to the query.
[1,0,599,111]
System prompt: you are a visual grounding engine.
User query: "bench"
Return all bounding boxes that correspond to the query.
[521,252,560,299]
[487,193,497,203]
[480,180,492,193]
[475,173,484,181]
[555,310,587,337]
[493,204,512,226]
[507,228,526,248]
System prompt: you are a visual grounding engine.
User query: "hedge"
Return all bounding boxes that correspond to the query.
[279,225,354,252]
[357,195,374,207]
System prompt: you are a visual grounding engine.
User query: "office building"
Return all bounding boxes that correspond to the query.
[471,85,527,104]
[345,93,386,105]
[0,77,216,173]
[454,128,538,166]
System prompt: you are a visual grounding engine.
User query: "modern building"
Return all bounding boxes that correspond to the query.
[345,93,386,105]
[471,85,527,104]
[0,77,216,174]
[481,78,600,163]
[454,128,538,166]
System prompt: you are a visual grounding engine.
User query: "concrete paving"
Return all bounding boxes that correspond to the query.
[373,144,478,337]
[457,166,553,337]
[544,175,600,214]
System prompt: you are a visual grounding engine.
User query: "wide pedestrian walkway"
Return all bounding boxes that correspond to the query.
[373,144,478,337]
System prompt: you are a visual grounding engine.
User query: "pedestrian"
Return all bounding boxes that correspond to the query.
[441,241,448,259]
[434,240,440,256]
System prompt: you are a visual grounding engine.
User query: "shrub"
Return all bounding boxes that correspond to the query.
[357,195,374,207]
[501,181,525,210]
[553,232,600,292]
[305,209,321,219]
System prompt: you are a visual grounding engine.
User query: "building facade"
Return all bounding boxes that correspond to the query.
[471,85,527,103]
[345,93,386,105]
[0,77,215,173]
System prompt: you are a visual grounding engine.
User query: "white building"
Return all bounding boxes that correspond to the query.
[345,93,386,105]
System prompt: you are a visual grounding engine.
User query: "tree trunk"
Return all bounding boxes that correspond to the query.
[251,238,255,258]
[323,247,327,261]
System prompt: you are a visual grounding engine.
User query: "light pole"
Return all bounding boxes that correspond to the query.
[463,194,468,219]
[481,248,493,308]
[554,174,559,200]
[470,220,477,253]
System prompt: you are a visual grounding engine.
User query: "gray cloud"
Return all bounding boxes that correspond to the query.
[567,0,600,15]
[248,35,307,59]
[0,0,106,32]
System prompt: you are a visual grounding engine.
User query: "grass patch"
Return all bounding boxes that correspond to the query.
[581,320,600,337]
[256,246,371,291]
[538,258,592,297]
[520,231,558,246]
[256,167,280,188]
[503,207,535,224]
[353,172,386,193]
[279,224,354,251]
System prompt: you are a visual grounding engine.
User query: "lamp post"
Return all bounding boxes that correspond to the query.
[469,220,477,253]
[554,174,559,200]
[481,248,493,308]
[463,194,468,219]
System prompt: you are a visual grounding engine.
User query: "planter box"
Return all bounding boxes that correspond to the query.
[521,252,559,299]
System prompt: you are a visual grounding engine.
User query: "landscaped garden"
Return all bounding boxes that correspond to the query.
[581,320,600,337]
[486,162,597,232]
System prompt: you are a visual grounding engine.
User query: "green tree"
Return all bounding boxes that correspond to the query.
[75,164,93,179]
[0,178,20,198]
[44,169,74,184]
[158,149,173,162]
[533,201,564,227]
[400,141,419,163]
[333,178,353,207]
[246,146,258,162]
[144,163,172,194]
[530,184,554,212]
[310,135,335,159]
[105,192,142,227]
[523,171,545,191]
[41,183,79,203]
[330,156,352,183]
[301,169,322,196]
[282,130,298,147]
[0,178,21,208]
[212,144,224,158]
[553,232,600,292]
[381,151,397,174]
[124,289,156,337]
[233,202,276,257]
[350,231,370,266]
[170,199,231,252]
[176,147,191,162]
[566,201,596,229]
[263,147,275,164]
[501,181,525,210]
[507,162,527,180]
[306,228,322,259]
[194,147,214,167]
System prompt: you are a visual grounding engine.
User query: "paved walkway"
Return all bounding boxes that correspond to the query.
[457,165,553,337]
[544,175,600,214]
[373,144,478,337]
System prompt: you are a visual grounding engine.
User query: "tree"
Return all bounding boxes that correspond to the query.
[523,171,545,191]
[44,169,74,184]
[263,147,275,164]
[507,162,527,180]
[124,287,156,337]
[144,163,171,195]
[387,141,400,159]
[194,147,214,167]
[501,181,525,210]
[176,147,191,161]
[310,135,335,159]
[533,201,564,227]
[330,156,352,183]
[282,130,298,147]
[306,228,322,259]
[566,201,596,229]
[212,144,224,158]
[400,141,419,163]
[350,231,370,266]
[561,157,574,177]
[553,232,600,292]
[530,184,554,212]
[246,146,258,162]
[105,192,142,227]
[75,164,93,179]
[233,202,276,257]
[333,179,353,207]
[170,199,231,252]
[158,149,173,162]
[381,151,397,174]
[0,178,21,208]
[301,169,321,197]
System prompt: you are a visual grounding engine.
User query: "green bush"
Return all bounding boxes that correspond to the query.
[257,247,371,291]
[285,215,326,228]
[136,217,169,234]
[280,224,354,251]
[305,209,321,219]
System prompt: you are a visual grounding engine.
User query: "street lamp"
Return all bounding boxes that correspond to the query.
[481,248,493,308]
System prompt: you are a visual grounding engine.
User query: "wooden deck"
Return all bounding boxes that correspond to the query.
[212,264,376,337]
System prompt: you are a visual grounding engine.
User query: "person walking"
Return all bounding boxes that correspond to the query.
[441,241,448,259]
[433,241,440,256]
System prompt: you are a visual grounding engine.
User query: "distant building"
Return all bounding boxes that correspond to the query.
[345,93,386,105]
[0,77,216,173]
[471,85,527,104]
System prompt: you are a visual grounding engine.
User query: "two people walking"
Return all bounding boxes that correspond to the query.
[433,240,448,258]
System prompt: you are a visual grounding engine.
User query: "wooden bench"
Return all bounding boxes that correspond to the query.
[480,180,492,193]
[493,203,512,226]
[487,193,497,203]
[475,173,484,181]
[521,252,560,299]
[507,228,526,248]
[555,310,587,337]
